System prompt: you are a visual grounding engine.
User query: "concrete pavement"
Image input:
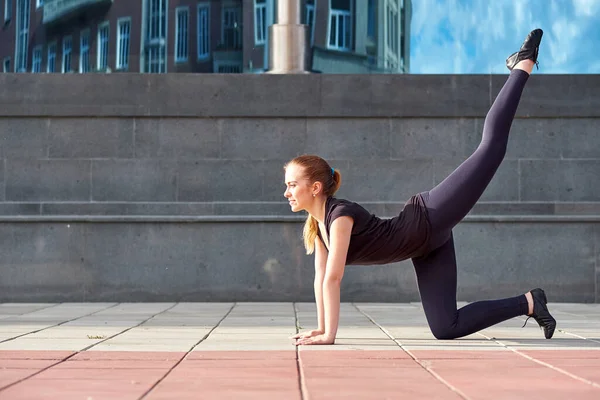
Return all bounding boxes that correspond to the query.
[1,301,600,399]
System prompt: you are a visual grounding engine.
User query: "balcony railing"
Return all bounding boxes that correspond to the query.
[43,0,113,25]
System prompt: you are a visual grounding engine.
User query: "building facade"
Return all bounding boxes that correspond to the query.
[0,0,411,73]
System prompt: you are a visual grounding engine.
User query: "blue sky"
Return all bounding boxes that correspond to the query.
[409,0,600,74]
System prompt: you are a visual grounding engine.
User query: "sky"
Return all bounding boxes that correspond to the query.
[409,0,600,74]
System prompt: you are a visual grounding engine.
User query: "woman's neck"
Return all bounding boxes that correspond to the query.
[308,196,328,224]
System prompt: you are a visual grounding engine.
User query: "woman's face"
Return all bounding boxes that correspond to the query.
[284,164,313,212]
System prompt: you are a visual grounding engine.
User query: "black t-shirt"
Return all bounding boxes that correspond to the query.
[317,194,431,265]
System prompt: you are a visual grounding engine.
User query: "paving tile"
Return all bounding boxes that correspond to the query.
[31,367,167,381]
[411,349,519,360]
[145,358,301,400]
[520,350,600,384]
[422,357,600,399]
[145,380,302,400]
[70,351,185,361]
[0,350,74,360]
[89,343,195,352]
[0,359,61,369]
[188,350,296,360]
[0,338,102,351]
[0,379,153,400]
[302,364,461,399]
[0,369,40,388]
[52,359,178,370]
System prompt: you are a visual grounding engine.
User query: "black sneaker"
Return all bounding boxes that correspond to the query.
[506,29,543,71]
[522,288,556,339]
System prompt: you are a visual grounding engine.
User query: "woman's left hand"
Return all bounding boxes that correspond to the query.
[294,334,335,346]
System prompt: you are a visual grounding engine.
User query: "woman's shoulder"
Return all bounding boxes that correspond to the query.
[328,197,371,217]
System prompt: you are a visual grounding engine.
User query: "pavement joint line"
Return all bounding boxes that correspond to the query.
[556,329,600,345]
[1,303,62,317]
[0,302,120,345]
[0,303,62,322]
[352,303,472,400]
[0,302,176,393]
[476,332,600,389]
[293,302,308,400]
[138,302,237,400]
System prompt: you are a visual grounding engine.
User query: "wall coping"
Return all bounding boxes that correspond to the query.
[1,74,599,118]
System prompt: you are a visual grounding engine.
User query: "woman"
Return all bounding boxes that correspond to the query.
[284,29,556,345]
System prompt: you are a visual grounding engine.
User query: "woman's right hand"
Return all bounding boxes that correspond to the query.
[290,329,323,340]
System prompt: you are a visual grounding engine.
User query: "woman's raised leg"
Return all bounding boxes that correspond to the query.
[422,29,543,248]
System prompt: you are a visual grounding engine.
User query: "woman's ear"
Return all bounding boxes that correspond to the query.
[312,181,323,196]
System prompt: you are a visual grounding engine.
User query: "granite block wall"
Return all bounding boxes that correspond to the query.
[0,73,598,302]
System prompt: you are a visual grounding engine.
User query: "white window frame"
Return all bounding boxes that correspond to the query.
[46,41,56,72]
[222,5,241,49]
[117,17,131,70]
[197,3,210,60]
[3,57,10,72]
[62,35,72,73]
[15,0,30,72]
[175,6,188,62]
[305,0,316,46]
[143,0,168,73]
[254,0,266,45]
[31,45,42,72]
[79,29,90,73]
[97,21,109,71]
[36,0,42,8]
[5,0,12,22]
[328,0,352,51]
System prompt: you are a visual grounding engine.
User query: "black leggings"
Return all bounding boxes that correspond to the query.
[412,69,530,340]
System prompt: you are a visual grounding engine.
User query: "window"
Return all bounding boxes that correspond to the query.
[400,0,405,60]
[5,0,12,22]
[36,0,42,7]
[47,42,56,72]
[305,0,316,46]
[386,1,398,56]
[217,63,242,73]
[97,22,109,71]
[62,35,72,73]
[197,3,209,60]
[328,0,352,51]
[254,0,266,45]
[79,29,90,73]
[144,0,167,73]
[175,7,188,62]
[15,0,30,72]
[117,18,131,69]
[3,57,10,72]
[222,6,241,49]
[32,45,42,72]
[367,0,375,40]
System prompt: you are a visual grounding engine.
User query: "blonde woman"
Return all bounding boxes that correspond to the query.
[284,29,556,345]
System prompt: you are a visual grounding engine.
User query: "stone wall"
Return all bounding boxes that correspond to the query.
[0,73,598,302]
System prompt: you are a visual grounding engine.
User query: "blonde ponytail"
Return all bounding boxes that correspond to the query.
[303,214,319,255]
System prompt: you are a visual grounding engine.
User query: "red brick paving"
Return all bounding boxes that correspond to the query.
[1,350,600,399]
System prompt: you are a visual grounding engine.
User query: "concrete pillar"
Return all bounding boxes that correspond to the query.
[266,0,311,73]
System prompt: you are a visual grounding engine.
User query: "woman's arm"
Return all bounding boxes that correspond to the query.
[314,236,328,331]
[296,216,353,345]
[291,236,328,341]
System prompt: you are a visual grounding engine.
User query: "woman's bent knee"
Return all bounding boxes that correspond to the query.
[430,325,458,340]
